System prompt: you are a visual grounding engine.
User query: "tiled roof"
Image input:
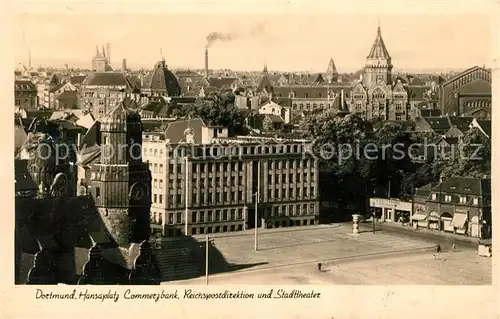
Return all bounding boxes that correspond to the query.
[419,109,442,117]
[82,72,138,91]
[432,176,490,196]
[423,117,451,132]
[15,80,37,91]
[165,118,206,144]
[69,76,86,85]
[448,116,473,131]
[56,90,78,101]
[267,114,284,123]
[208,77,240,88]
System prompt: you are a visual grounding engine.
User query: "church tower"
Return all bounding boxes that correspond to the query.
[88,98,152,246]
[363,23,393,88]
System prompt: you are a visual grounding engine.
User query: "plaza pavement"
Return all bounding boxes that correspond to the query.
[163,224,448,284]
[163,248,491,285]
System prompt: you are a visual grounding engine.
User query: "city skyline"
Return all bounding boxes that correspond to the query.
[14,14,493,72]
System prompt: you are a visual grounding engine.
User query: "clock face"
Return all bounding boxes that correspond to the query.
[130,182,147,201]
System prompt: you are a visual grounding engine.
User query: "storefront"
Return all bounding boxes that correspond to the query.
[470,216,480,238]
[428,211,440,230]
[451,208,468,235]
[411,203,428,229]
[369,198,412,223]
[440,212,454,232]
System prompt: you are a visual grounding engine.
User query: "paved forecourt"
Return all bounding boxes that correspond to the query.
[188,224,437,274]
[164,248,491,285]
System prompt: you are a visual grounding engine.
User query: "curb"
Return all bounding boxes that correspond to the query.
[163,244,437,284]
[161,224,344,242]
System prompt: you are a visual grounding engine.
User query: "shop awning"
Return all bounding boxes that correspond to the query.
[411,214,427,221]
[451,213,468,228]
[428,212,440,221]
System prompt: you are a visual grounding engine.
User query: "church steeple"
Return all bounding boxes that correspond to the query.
[95,45,100,57]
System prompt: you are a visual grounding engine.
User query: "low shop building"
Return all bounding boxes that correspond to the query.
[411,177,491,238]
[369,198,412,223]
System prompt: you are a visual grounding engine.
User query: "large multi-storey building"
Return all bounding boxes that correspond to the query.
[142,118,320,237]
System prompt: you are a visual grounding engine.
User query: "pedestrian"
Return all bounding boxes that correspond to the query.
[436,244,441,253]
[452,243,456,251]
[317,262,322,272]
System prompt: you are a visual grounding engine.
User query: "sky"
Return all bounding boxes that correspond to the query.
[13,14,493,73]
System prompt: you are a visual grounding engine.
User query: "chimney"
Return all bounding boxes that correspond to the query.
[122,58,127,71]
[205,48,209,78]
[106,43,111,65]
[76,133,82,151]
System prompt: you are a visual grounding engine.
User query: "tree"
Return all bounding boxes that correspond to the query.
[440,127,491,180]
[172,89,246,135]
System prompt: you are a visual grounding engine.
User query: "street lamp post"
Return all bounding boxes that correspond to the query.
[205,235,209,285]
[372,210,376,234]
[254,192,259,251]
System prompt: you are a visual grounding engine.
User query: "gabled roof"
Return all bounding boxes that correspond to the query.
[448,116,473,131]
[442,66,491,87]
[69,76,86,85]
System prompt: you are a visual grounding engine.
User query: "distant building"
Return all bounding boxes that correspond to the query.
[141,59,181,98]
[440,66,491,119]
[142,118,320,237]
[79,72,141,119]
[92,45,113,72]
[15,80,38,109]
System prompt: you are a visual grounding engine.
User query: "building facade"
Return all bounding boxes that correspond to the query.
[411,177,491,238]
[15,80,38,109]
[142,120,320,237]
[79,72,141,119]
[440,66,492,119]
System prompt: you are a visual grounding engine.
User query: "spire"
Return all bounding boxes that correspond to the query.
[102,45,106,57]
[95,45,100,57]
[367,22,391,60]
[263,63,268,74]
[327,57,337,74]
[160,48,165,62]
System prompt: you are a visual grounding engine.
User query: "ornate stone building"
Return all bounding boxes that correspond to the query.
[79,73,141,119]
[350,24,409,121]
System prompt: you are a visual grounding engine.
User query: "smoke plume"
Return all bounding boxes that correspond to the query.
[205,24,266,48]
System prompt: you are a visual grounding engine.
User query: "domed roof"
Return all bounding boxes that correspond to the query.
[143,60,181,96]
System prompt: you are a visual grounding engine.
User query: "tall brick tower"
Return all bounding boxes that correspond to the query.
[88,98,152,246]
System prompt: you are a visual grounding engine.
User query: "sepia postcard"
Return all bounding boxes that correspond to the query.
[2,0,499,318]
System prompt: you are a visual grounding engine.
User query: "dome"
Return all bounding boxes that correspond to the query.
[143,60,181,96]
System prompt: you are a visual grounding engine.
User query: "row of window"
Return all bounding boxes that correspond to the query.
[151,203,317,226]
[430,193,480,205]
[144,144,308,159]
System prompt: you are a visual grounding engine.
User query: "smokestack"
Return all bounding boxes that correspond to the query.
[106,43,111,65]
[205,47,209,78]
[122,58,127,71]
[28,50,31,69]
